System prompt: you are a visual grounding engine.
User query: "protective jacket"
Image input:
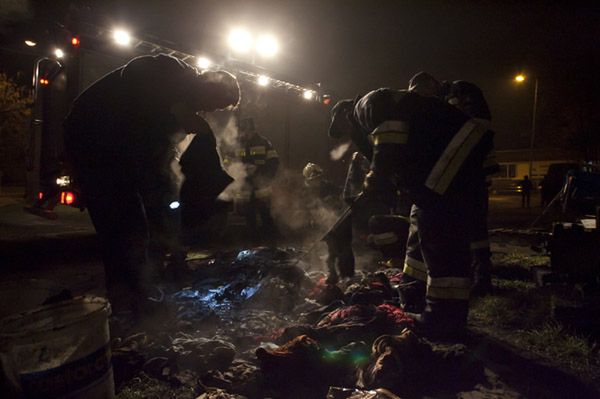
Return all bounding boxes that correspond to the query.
[64,54,202,197]
[224,133,279,198]
[356,89,494,209]
[62,54,216,309]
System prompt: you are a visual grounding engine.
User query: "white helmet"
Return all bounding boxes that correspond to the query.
[303,162,323,180]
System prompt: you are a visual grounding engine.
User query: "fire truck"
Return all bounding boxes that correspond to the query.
[24,24,335,218]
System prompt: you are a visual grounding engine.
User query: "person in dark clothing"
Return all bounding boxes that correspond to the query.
[444,79,496,296]
[356,88,494,339]
[521,175,533,207]
[409,72,497,297]
[63,54,240,312]
[326,100,393,283]
[302,162,342,210]
[179,118,234,247]
[300,162,343,237]
[223,118,280,244]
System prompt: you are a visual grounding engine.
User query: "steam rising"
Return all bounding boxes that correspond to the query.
[330,141,352,161]
[0,0,30,19]
[206,114,249,201]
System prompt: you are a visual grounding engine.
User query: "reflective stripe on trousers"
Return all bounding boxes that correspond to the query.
[404,204,472,304]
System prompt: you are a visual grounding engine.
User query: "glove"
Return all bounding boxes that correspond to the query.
[363,170,397,207]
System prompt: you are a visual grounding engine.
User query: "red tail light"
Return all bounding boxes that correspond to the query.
[38,192,44,200]
[60,191,76,205]
[65,192,75,205]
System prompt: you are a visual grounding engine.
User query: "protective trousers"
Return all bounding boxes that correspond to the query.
[401,204,472,328]
[325,214,356,280]
[85,189,150,311]
[245,190,278,245]
[468,182,493,293]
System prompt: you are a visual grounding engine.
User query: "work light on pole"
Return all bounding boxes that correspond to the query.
[228,28,253,54]
[256,34,279,57]
[113,29,132,46]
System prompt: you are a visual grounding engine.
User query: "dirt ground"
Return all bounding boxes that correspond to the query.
[1,188,598,398]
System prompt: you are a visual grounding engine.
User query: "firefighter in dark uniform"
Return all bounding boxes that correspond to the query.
[409,72,497,296]
[446,80,497,295]
[63,54,240,312]
[224,118,280,244]
[355,88,494,338]
[327,100,400,282]
[302,162,342,209]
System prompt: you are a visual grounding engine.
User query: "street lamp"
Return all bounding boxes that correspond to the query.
[54,48,64,59]
[514,73,539,178]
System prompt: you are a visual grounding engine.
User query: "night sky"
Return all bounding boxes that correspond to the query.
[2,0,599,150]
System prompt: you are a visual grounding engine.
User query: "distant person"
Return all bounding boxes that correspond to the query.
[302,162,342,209]
[223,118,280,245]
[63,54,240,313]
[520,175,533,207]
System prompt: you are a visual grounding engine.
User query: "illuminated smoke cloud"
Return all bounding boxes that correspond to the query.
[330,141,352,161]
[203,113,248,201]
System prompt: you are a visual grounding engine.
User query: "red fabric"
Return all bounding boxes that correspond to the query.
[316,304,413,330]
[377,303,414,328]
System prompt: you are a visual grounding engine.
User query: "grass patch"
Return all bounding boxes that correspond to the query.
[512,323,599,380]
[470,280,552,329]
[470,270,600,384]
[492,251,549,268]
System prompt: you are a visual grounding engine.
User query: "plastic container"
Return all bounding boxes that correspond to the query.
[0,279,64,319]
[0,296,114,398]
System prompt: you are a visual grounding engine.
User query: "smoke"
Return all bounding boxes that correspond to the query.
[269,170,342,245]
[200,113,249,201]
[330,141,352,161]
[0,0,31,20]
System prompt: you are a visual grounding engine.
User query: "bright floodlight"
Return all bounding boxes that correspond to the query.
[228,28,253,53]
[197,57,211,69]
[303,89,315,100]
[257,75,270,86]
[256,34,279,57]
[54,48,64,58]
[113,29,132,46]
[169,201,180,210]
[24,40,37,47]
[514,74,526,83]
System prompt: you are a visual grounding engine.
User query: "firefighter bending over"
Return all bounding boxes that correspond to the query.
[326,100,404,283]
[63,54,240,313]
[224,118,280,244]
[355,88,494,339]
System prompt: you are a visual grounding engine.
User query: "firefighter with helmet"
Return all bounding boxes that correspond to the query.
[355,87,494,338]
[327,100,407,282]
[223,118,280,244]
[302,162,341,205]
[301,162,342,233]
